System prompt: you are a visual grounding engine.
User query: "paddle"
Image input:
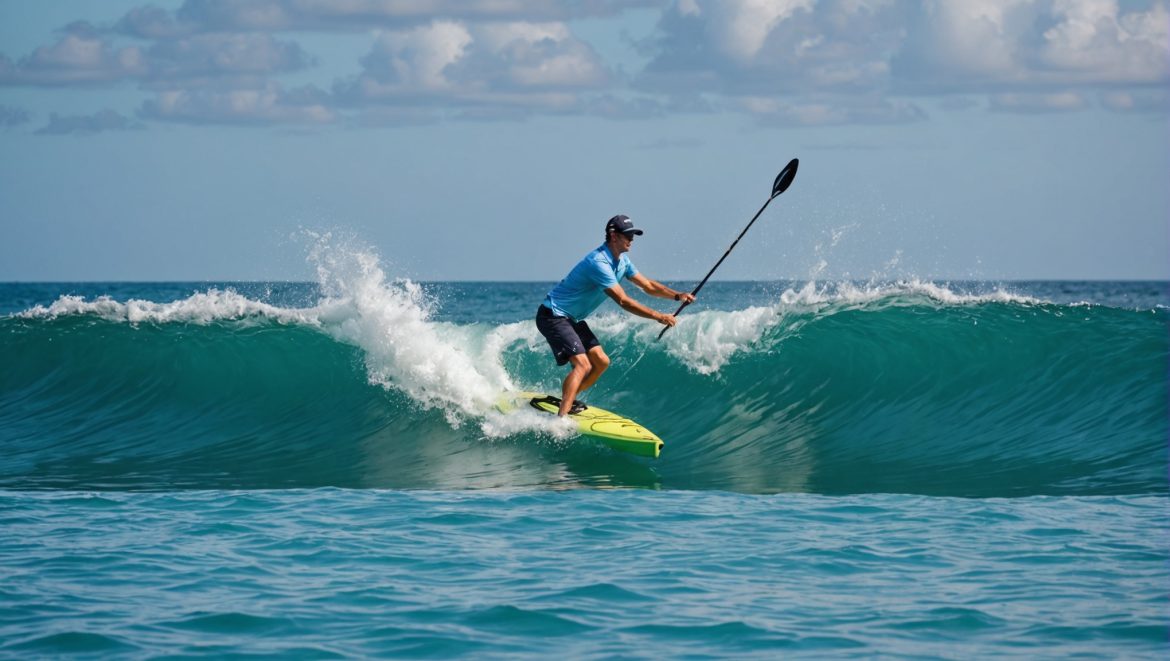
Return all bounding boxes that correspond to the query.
[657,158,800,340]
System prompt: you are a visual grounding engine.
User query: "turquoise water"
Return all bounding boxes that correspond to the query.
[3,490,1165,658]
[1,266,1167,656]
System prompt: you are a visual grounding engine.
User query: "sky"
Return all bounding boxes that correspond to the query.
[0,0,1167,282]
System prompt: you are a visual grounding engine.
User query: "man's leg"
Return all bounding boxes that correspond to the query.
[559,353,592,417]
[576,346,610,395]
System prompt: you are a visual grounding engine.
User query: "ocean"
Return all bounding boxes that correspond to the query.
[1,244,1167,657]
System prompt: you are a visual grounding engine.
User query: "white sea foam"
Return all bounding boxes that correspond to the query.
[298,232,584,439]
[302,232,526,428]
[479,407,578,441]
[586,306,779,376]
[19,289,316,325]
[588,279,1044,374]
[25,274,1037,381]
[774,279,1040,308]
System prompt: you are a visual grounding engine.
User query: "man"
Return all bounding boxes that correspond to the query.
[536,214,696,417]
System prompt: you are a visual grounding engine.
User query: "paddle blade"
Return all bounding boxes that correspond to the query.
[772,158,799,197]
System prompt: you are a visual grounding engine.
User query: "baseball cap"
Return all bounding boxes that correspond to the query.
[605,214,644,236]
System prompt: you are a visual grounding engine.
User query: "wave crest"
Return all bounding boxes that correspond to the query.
[2,244,1165,495]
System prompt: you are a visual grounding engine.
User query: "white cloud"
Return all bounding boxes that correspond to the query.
[988,90,1089,112]
[639,0,1170,120]
[336,18,612,118]
[115,0,666,35]
[1040,0,1170,83]
[144,33,311,84]
[5,0,1167,127]
[474,22,608,87]
[365,21,474,91]
[896,0,1038,82]
[0,23,146,85]
[35,109,144,135]
[0,19,320,127]
[741,94,927,125]
[637,0,908,123]
[712,0,814,62]
[895,0,1170,89]
[641,0,904,92]
[1098,88,1170,111]
[140,82,335,124]
[0,23,309,89]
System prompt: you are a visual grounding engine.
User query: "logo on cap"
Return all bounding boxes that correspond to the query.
[606,214,643,235]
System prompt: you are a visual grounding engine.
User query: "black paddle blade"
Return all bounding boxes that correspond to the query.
[771,158,799,197]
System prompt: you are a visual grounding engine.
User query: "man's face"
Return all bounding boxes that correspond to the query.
[612,230,635,252]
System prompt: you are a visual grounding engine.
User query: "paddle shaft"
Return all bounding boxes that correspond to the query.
[656,192,780,340]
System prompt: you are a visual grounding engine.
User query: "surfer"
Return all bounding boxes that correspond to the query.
[536,214,695,417]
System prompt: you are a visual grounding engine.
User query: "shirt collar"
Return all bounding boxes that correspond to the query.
[598,243,620,266]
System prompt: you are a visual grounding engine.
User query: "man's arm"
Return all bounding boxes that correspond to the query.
[628,273,696,304]
[605,284,676,327]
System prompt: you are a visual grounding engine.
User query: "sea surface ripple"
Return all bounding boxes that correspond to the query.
[1,489,1165,659]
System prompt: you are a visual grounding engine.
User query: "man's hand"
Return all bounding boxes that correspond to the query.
[676,292,696,304]
[657,313,677,327]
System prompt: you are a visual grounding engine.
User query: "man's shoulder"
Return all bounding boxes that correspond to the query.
[579,246,609,268]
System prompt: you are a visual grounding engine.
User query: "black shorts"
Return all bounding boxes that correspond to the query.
[535,305,600,366]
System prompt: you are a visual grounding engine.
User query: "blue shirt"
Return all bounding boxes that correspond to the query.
[543,244,639,320]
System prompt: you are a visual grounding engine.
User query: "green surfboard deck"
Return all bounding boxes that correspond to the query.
[496,392,664,459]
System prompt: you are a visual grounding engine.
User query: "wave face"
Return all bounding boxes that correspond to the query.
[1,252,1166,496]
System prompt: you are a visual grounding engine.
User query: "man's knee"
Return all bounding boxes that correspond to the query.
[567,353,592,374]
[588,349,610,371]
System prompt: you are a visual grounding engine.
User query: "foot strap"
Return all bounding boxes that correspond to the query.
[529,396,588,414]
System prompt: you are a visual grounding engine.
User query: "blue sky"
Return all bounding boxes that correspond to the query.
[1,0,1167,281]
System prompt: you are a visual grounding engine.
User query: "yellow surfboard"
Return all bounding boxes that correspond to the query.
[496,392,664,459]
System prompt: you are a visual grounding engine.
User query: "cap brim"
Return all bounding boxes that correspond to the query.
[624,229,644,236]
